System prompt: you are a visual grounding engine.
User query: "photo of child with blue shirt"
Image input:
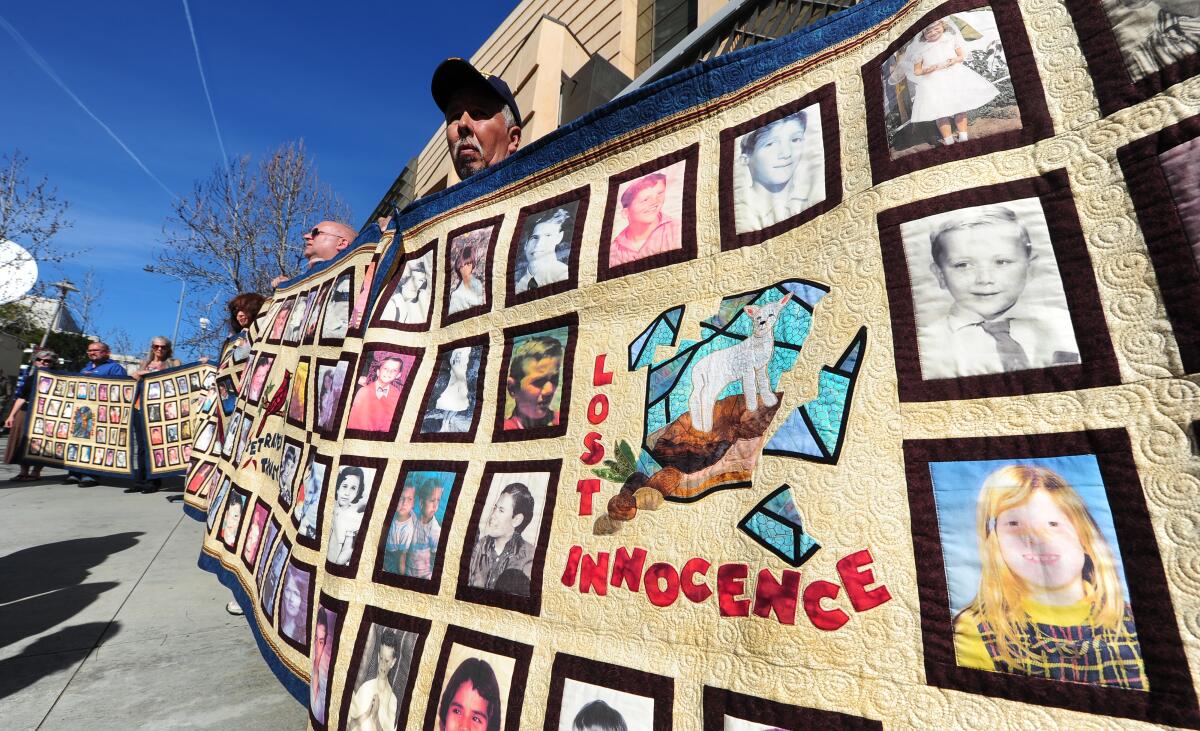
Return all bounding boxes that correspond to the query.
[905,200,1080,380]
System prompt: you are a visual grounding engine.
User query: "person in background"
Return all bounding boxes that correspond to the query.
[4,349,56,481]
[223,292,267,363]
[66,342,127,488]
[129,336,182,379]
[271,222,357,288]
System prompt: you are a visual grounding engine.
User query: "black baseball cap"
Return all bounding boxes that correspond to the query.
[431,58,521,124]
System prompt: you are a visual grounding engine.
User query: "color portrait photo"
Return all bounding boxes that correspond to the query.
[444,221,498,323]
[345,348,419,438]
[880,8,1019,158]
[900,198,1079,381]
[609,160,685,269]
[314,359,352,435]
[1100,0,1200,82]
[433,644,515,731]
[499,324,570,436]
[379,467,459,588]
[278,561,313,650]
[928,454,1146,690]
[731,102,826,236]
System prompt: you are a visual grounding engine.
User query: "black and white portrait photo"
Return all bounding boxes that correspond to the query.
[731,103,826,235]
[418,343,485,436]
[900,198,1079,380]
[465,470,550,598]
[514,202,577,294]
[380,249,434,326]
[558,679,656,731]
[321,270,353,341]
[345,622,421,731]
[326,464,377,567]
[1101,0,1200,82]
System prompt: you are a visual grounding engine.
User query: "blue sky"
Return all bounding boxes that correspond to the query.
[0,1,515,357]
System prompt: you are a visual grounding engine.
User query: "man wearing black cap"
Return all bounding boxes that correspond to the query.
[431,58,522,181]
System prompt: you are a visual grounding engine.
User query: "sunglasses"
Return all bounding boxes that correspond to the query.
[35,358,53,364]
[306,227,339,239]
[152,344,168,349]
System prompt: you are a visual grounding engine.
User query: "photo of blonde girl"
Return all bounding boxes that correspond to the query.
[934,460,1147,690]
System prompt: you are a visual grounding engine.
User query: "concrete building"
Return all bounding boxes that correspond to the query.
[367,0,859,224]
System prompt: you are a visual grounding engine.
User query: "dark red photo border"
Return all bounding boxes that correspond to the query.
[411,335,490,444]
[702,685,882,730]
[308,593,349,731]
[185,458,215,495]
[264,294,297,345]
[284,356,311,430]
[1117,114,1200,373]
[311,352,359,441]
[597,143,700,281]
[281,287,315,347]
[454,459,562,616]
[218,485,251,553]
[1065,0,1200,116]
[369,238,438,333]
[292,449,334,552]
[544,653,674,731]
[276,554,316,655]
[421,625,533,731]
[323,454,389,579]
[239,497,271,571]
[877,170,1119,402]
[441,215,504,327]
[718,82,843,250]
[492,312,578,442]
[336,606,431,731]
[302,280,333,346]
[258,534,292,621]
[504,185,590,307]
[277,435,305,511]
[371,460,467,595]
[341,343,424,443]
[317,267,356,347]
[861,0,1054,184]
[903,428,1199,728]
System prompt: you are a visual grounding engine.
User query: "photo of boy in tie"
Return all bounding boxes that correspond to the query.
[911,203,1080,379]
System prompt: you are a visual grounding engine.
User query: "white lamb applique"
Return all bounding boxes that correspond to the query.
[687,292,792,433]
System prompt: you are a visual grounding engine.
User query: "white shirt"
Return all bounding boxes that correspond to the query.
[347,676,398,731]
[917,301,1080,380]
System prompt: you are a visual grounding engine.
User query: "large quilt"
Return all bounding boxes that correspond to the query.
[187,0,1200,728]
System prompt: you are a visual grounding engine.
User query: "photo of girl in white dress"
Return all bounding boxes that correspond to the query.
[882,10,1018,157]
[380,250,433,325]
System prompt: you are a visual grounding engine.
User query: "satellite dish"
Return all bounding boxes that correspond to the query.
[0,240,38,305]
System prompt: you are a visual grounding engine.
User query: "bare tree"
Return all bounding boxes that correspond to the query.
[153,140,350,353]
[0,151,73,288]
[75,268,102,336]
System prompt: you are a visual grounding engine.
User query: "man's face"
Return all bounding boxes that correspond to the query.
[483,492,523,540]
[314,624,328,658]
[626,181,666,226]
[86,345,108,364]
[444,88,519,180]
[931,224,1032,321]
[508,356,560,423]
[303,221,348,264]
[441,679,491,731]
[377,359,402,386]
[746,120,805,188]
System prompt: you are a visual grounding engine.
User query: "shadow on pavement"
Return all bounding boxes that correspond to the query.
[0,533,142,654]
[0,621,120,700]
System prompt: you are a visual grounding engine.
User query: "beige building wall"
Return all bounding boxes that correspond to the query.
[411,0,728,199]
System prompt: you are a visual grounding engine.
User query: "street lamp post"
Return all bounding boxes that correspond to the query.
[143,266,186,345]
[39,280,78,347]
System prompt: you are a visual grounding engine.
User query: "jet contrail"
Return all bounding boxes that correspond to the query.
[0,12,179,200]
[181,0,230,176]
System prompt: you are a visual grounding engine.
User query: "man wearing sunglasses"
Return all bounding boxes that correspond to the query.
[270,221,357,288]
[65,342,127,487]
[431,58,522,182]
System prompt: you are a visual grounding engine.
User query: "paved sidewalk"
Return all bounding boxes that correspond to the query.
[0,438,308,730]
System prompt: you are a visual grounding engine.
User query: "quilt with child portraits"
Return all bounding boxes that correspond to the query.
[184,0,1200,728]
